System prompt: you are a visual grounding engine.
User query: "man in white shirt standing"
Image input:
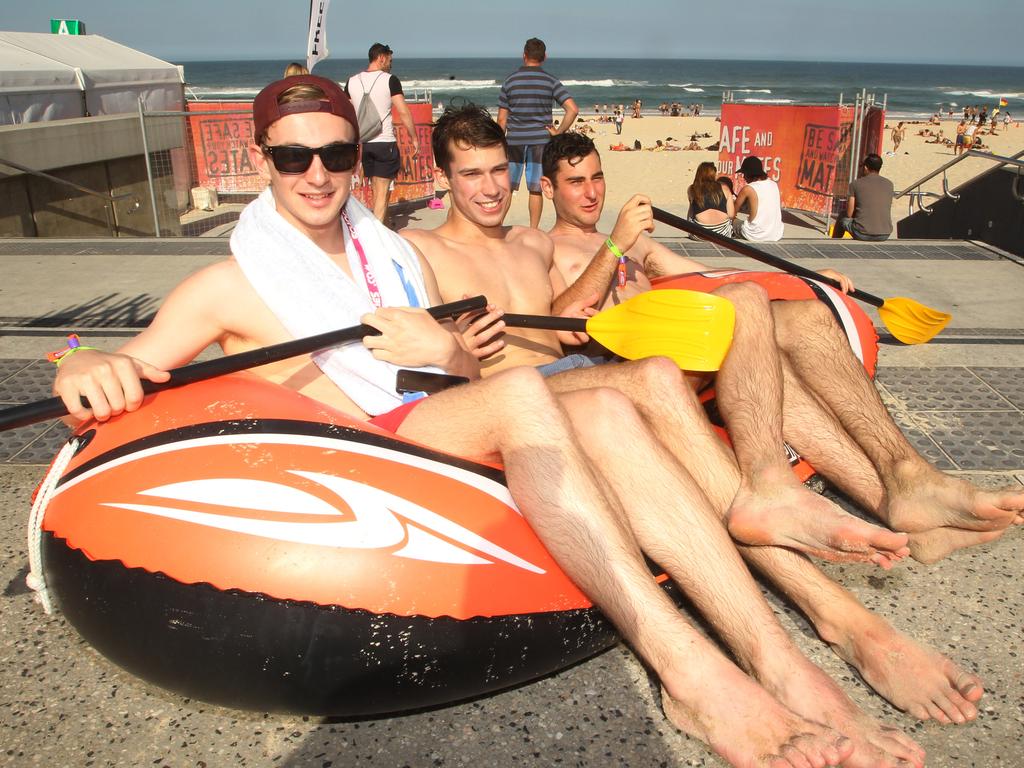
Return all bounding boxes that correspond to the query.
[346,43,420,225]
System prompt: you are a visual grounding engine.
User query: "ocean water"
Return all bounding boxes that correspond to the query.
[179,57,1023,118]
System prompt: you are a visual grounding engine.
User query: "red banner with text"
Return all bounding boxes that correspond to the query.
[185,101,435,206]
[718,104,863,216]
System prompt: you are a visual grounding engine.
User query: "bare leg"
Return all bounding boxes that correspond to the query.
[711,282,909,566]
[772,299,1024,543]
[370,175,392,224]
[400,369,851,767]
[776,356,1009,563]
[549,359,924,765]
[527,191,543,229]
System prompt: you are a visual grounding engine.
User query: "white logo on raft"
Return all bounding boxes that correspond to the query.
[103,472,545,573]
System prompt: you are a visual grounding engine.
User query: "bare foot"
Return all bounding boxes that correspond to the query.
[727,480,911,567]
[885,465,1024,533]
[763,656,926,768]
[907,525,1006,564]
[660,680,853,768]
[826,612,984,724]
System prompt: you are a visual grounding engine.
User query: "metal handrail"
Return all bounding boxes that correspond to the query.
[0,154,139,236]
[895,149,1024,199]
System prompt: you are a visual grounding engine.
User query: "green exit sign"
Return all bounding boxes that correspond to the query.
[51,19,86,35]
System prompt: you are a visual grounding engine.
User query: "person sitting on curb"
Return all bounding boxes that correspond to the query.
[839,153,894,242]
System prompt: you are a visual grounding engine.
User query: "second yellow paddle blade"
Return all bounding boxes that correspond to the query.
[878,297,952,345]
[586,289,735,371]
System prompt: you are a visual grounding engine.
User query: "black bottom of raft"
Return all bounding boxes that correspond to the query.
[43,533,677,716]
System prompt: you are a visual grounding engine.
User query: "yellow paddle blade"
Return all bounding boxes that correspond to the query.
[586,289,735,371]
[878,297,952,345]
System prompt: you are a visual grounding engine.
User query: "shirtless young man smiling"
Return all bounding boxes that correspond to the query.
[408,110,911,570]
[404,104,938,767]
[51,77,867,768]
[542,131,1023,565]
[537,129,1022,725]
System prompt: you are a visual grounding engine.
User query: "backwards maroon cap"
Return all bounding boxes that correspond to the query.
[252,74,358,140]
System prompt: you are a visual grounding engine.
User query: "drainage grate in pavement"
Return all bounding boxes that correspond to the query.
[0,359,34,386]
[876,367,1015,411]
[0,361,60,404]
[651,238,1000,261]
[908,410,1024,470]
[0,421,65,463]
[970,368,1024,410]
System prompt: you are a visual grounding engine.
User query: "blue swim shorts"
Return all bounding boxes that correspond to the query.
[536,353,606,378]
[507,144,545,193]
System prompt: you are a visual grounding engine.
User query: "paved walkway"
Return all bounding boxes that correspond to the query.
[1,236,1022,767]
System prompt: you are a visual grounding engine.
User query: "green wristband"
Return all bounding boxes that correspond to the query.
[604,237,625,259]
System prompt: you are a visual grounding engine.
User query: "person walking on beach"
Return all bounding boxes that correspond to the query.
[955,120,967,155]
[891,121,906,152]
[839,153,894,241]
[613,107,624,135]
[497,37,578,229]
[345,43,420,226]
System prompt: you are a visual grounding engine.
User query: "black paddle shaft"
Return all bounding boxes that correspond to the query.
[501,314,587,332]
[650,206,885,308]
[0,296,487,432]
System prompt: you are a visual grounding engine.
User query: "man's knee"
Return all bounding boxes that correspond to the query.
[485,365,553,406]
[775,298,837,341]
[714,281,771,315]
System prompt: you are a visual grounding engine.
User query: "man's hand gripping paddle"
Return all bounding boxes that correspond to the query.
[651,206,951,345]
[502,289,735,371]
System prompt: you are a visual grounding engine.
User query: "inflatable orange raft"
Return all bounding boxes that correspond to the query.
[35,270,876,716]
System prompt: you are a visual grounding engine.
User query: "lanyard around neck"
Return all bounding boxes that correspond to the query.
[341,209,384,308]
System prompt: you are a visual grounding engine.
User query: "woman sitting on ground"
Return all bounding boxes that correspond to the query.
[686,161,735,236]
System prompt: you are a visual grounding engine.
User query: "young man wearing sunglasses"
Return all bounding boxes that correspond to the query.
[50,76,870,768]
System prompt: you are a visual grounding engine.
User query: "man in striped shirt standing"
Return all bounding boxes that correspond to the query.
[497,38,579,229]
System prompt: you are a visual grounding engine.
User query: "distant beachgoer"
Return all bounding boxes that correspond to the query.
[345,42,420,225]
[839,154,894,242]
[632,99,642,118]
[978,106,988,127]
[613,108,624,135]
[955,120,967,155]
[687,161,735,236]
[497,37,579,229]
[964,122,977,149]
[632,138,642,150]
[283,62,308,77]
[891,121,906,152]
[733,156,784,242]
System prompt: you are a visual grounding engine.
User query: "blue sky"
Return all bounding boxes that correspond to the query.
[4,1,1021,65]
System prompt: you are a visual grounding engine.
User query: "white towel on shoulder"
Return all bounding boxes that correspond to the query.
[230,187,441,416]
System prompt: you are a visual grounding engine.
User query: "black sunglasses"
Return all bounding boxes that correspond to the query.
[261,142,359,174]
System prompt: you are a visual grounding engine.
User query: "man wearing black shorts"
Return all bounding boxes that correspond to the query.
[346,43,419,224]
[497,38,578,229]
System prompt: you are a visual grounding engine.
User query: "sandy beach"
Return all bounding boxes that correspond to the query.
[486,114,1023,236]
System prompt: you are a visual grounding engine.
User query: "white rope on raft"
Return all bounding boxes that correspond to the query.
[26,437,79,614]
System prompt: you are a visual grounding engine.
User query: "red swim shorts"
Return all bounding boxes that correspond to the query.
[367,398,424,434]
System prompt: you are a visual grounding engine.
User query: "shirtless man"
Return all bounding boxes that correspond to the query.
[541,131,1022,565]
[411,111,911,570]
[404,104,933,766]
[51,75,863,768]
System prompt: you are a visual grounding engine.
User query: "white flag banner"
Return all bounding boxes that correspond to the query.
[306,0,331,73]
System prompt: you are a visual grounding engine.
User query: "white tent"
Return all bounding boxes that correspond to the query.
[0,32,184,125]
